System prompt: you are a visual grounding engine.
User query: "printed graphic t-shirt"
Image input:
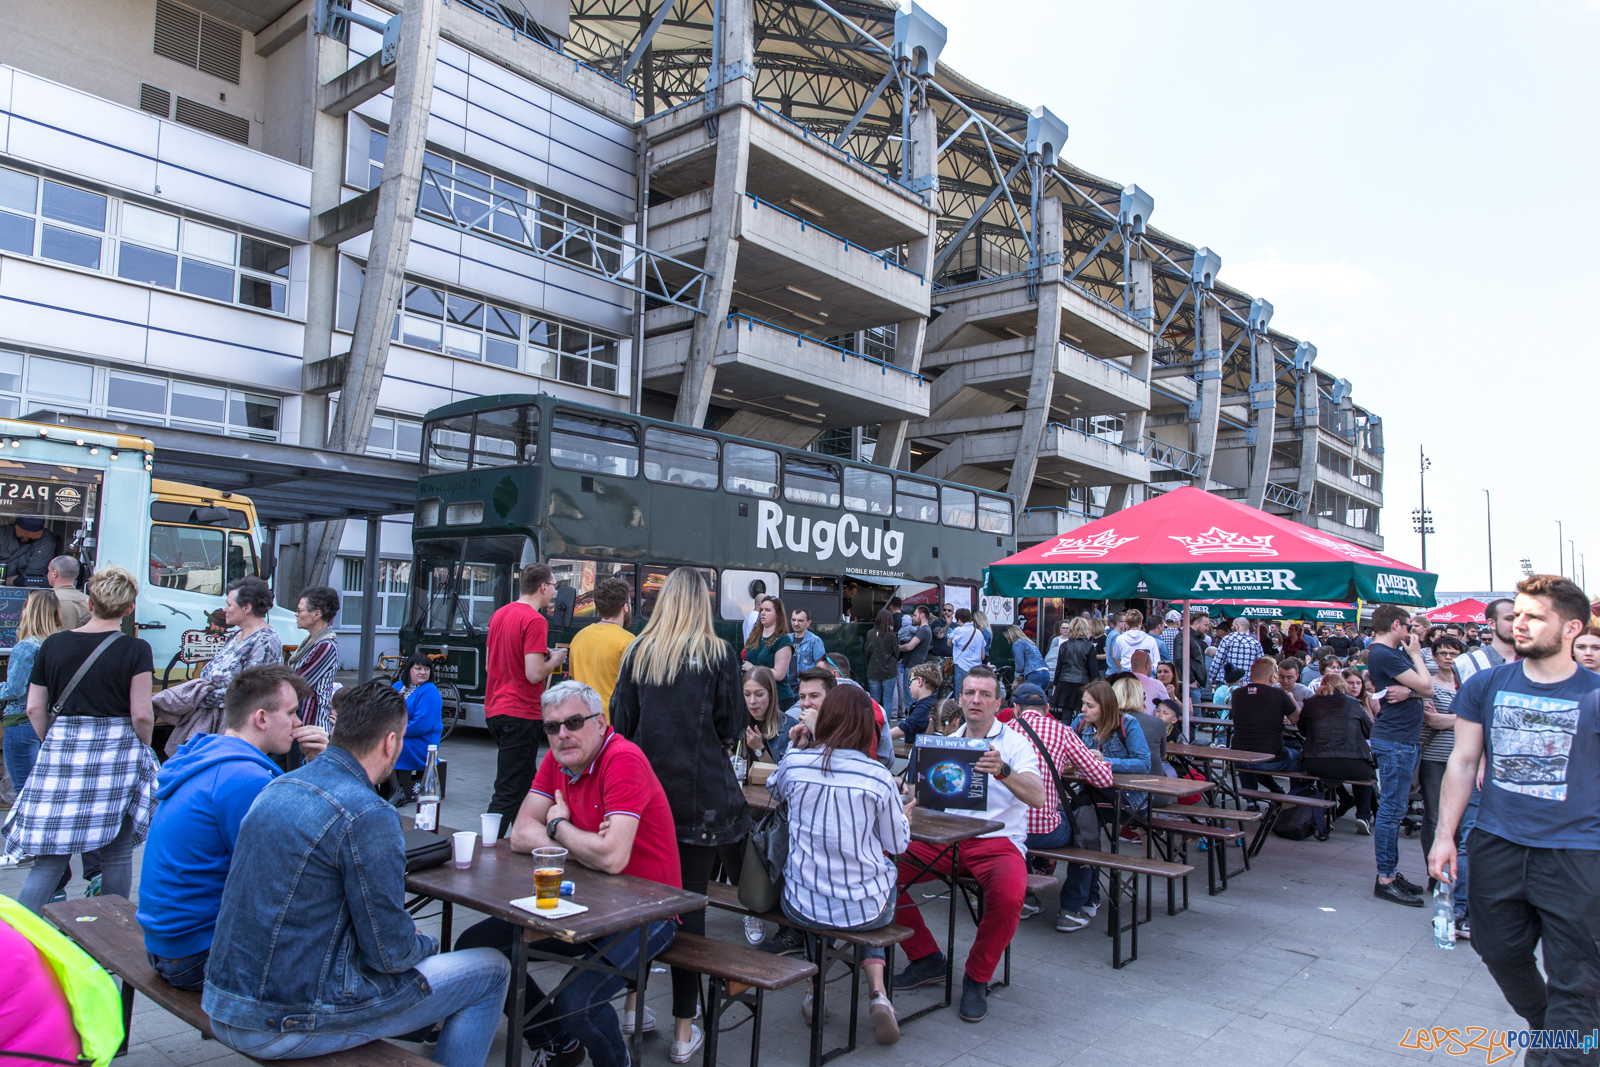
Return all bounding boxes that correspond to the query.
[1452,662,1600,850]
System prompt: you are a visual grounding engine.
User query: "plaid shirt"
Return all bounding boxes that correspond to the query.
[3,716,158,860]
[1014,709,1115,835]
[1160,626,1181,662]
[1208,631,1265,685]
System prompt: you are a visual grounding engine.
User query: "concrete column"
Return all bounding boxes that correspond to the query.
[1005,196,1063,505]
[1295,425,1319,522]
[298,30,347,450]
[1244,335,1278,508]
[1191,298,1223,487]
[672,0,755,428]
[304,0,441,590]
[874,99,938,472]
[1104,253,1154,513]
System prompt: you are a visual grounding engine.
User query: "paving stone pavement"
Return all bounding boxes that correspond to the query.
[2,730,1534,1067]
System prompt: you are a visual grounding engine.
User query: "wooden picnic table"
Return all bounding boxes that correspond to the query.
[406,835,705,1067]
[742,781,1002,1023]
[1165,743,1279,808]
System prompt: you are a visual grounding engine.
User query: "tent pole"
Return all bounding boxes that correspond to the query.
[1182,598,1192,740]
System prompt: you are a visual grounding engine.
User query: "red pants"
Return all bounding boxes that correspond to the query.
[894,835,1026,983]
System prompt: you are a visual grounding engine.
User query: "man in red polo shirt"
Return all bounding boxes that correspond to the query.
[455,680,682,1067]
[484,563,567,835]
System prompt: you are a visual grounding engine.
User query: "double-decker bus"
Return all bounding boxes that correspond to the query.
[403,394,1017,728]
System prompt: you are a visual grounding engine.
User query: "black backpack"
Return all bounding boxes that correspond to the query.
[1271,786,1329,841]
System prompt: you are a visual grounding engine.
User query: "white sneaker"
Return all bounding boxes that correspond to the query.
[1081,901,1099,918]
[669,1023,703,1064]
[742,915,765,944]
[619,1005,655,1035]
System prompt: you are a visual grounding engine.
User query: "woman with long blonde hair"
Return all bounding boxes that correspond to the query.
[611,567,748,1061]
[2,589,63,793]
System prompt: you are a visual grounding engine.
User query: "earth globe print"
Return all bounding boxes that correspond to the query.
[928,760,970,798]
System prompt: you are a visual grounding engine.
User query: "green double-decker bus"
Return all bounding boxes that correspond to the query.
[403,393,1017,727]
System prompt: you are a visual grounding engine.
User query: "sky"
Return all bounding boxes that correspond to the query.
[924,0,1598,597]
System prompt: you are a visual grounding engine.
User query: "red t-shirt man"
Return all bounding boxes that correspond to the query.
[486,601,551,720]
[531,728,681,888]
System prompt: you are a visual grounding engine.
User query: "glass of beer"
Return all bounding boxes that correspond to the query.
[532,847,567,910]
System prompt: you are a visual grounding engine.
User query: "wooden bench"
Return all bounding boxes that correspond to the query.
[1147,816,1246,898]
[41,895,419,1067]
[654,932,816,1067]
[953,872,1058,988]
[1027,847,1192,969]
[705,882,909,1067]
[1236,787,1338,856]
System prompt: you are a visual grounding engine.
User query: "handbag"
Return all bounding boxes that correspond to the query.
[403,827,453,872]
[737,803,788,914]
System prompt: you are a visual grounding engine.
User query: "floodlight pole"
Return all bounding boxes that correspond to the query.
[1483,489,1493,592]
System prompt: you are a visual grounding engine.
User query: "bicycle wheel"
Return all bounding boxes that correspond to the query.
[436,680,461,742]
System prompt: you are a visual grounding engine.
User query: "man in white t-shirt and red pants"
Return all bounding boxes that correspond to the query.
[890,665,1047,1024]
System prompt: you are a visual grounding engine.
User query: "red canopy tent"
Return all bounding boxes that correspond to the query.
[1423,599,1488,624]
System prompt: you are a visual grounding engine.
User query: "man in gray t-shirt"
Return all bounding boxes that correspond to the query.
[900,605,934,668]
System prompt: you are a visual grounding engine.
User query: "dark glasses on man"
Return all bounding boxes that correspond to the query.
[542,711,602,736]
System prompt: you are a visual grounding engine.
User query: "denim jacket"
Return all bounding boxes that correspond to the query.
[202,745,437,1034]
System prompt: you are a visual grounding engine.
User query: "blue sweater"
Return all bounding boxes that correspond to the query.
[137,733,281,959]
[394,681,442,771]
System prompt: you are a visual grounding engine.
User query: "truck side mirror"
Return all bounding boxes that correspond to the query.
[552,585,577,630]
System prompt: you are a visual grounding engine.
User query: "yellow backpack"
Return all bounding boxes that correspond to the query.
[0,895,125,1067]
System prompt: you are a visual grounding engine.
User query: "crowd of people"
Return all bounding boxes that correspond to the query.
[3,559,1598,1067]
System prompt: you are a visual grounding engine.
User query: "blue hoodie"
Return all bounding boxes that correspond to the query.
[137,733,281,959]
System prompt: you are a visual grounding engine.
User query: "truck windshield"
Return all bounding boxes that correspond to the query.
[148,524,258,595]
[411,535,532,636]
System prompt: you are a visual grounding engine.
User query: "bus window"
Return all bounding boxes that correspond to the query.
[149,523,258,596]
[843,467,892,515]
[721,569,778,623]
[550,411,639,477]
[941,486,976,529]
[412,535,527,636]
[644,428,718,489]
[473,405,538,467]
[426,414,472,471]
[548,558,636,618]
[783,574,838,626]
[978,495,1013,535]
[641,565,717,619]
[894,478,938,523]
[783,456,840,508]
[723,444,778,498]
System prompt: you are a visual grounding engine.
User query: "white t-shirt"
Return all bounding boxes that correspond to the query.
[1116,630,1164,673]
[742,610,760,642]
[955,717,1042,854]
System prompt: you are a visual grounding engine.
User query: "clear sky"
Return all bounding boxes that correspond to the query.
[926,0,1598,596]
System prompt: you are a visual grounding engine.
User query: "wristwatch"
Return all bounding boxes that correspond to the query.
[996,762,1013,781]
[546,816,567,841]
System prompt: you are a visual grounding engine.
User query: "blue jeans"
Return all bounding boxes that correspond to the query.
[1024,819,1073,913]
[1239,751,1302,794]
[781,894,894,962]
[4,721,40,792]
[1023,669,1051,692]
[898,666,911,714]
[148,949,208,991]
[1371,738,1421,879]
[868,677,899,720]
[213,948,510,1067]
[1455,785,1479,918]
[456,917,676,1067]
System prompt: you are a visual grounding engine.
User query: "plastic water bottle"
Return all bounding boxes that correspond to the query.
[415,745,441,832]
[1432,877,1456,949]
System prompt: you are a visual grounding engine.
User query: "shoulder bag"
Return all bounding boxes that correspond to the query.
[737,802,789,913]
[403,827,453,872]
[44,631,122,731]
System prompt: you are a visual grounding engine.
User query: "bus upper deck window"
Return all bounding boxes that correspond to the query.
[978,495,1013,535]
[644,427,718,489]
[473,405,538,467]
[894,478,938,523]
[941,486,976,529]
[551,411,638,477]
[426,415,472,471]
[723,444,777,499]
[843,467,892,515]
[783,456,839,508]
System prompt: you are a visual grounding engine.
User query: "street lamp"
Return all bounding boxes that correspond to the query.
[1413,446,1434,570]
[1483,489,1493,591]
[1558,520,1564,577]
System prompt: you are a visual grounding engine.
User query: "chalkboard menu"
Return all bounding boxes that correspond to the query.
[0,587,29,649]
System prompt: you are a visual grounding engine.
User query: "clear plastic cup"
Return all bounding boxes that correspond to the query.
[481,813,503,847]
[532,846,567,909]
[451,831,478,870]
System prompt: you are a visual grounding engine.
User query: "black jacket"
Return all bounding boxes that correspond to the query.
[1053,638,1098,687]
[1186,631,1209,688]
[1298,694,1373,762]
[612,640,752,847]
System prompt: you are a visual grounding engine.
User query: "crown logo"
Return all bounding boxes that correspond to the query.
[1297,530,1377,560]
[1169,527,1278,556]
[1040,529,1138,558]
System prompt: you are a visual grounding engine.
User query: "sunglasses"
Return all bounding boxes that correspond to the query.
[542,711,603,736]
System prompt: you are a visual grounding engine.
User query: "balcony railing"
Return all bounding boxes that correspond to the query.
[1047,422,1145,455]
[723,314,924,382]
[1063,341,1145,383]
[1144,436,1203,476]
[744,194,924,281]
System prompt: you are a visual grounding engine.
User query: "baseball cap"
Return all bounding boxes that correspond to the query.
[1010,683,1049,707]
[1164,610,1181,623]
[15,515,44,532]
